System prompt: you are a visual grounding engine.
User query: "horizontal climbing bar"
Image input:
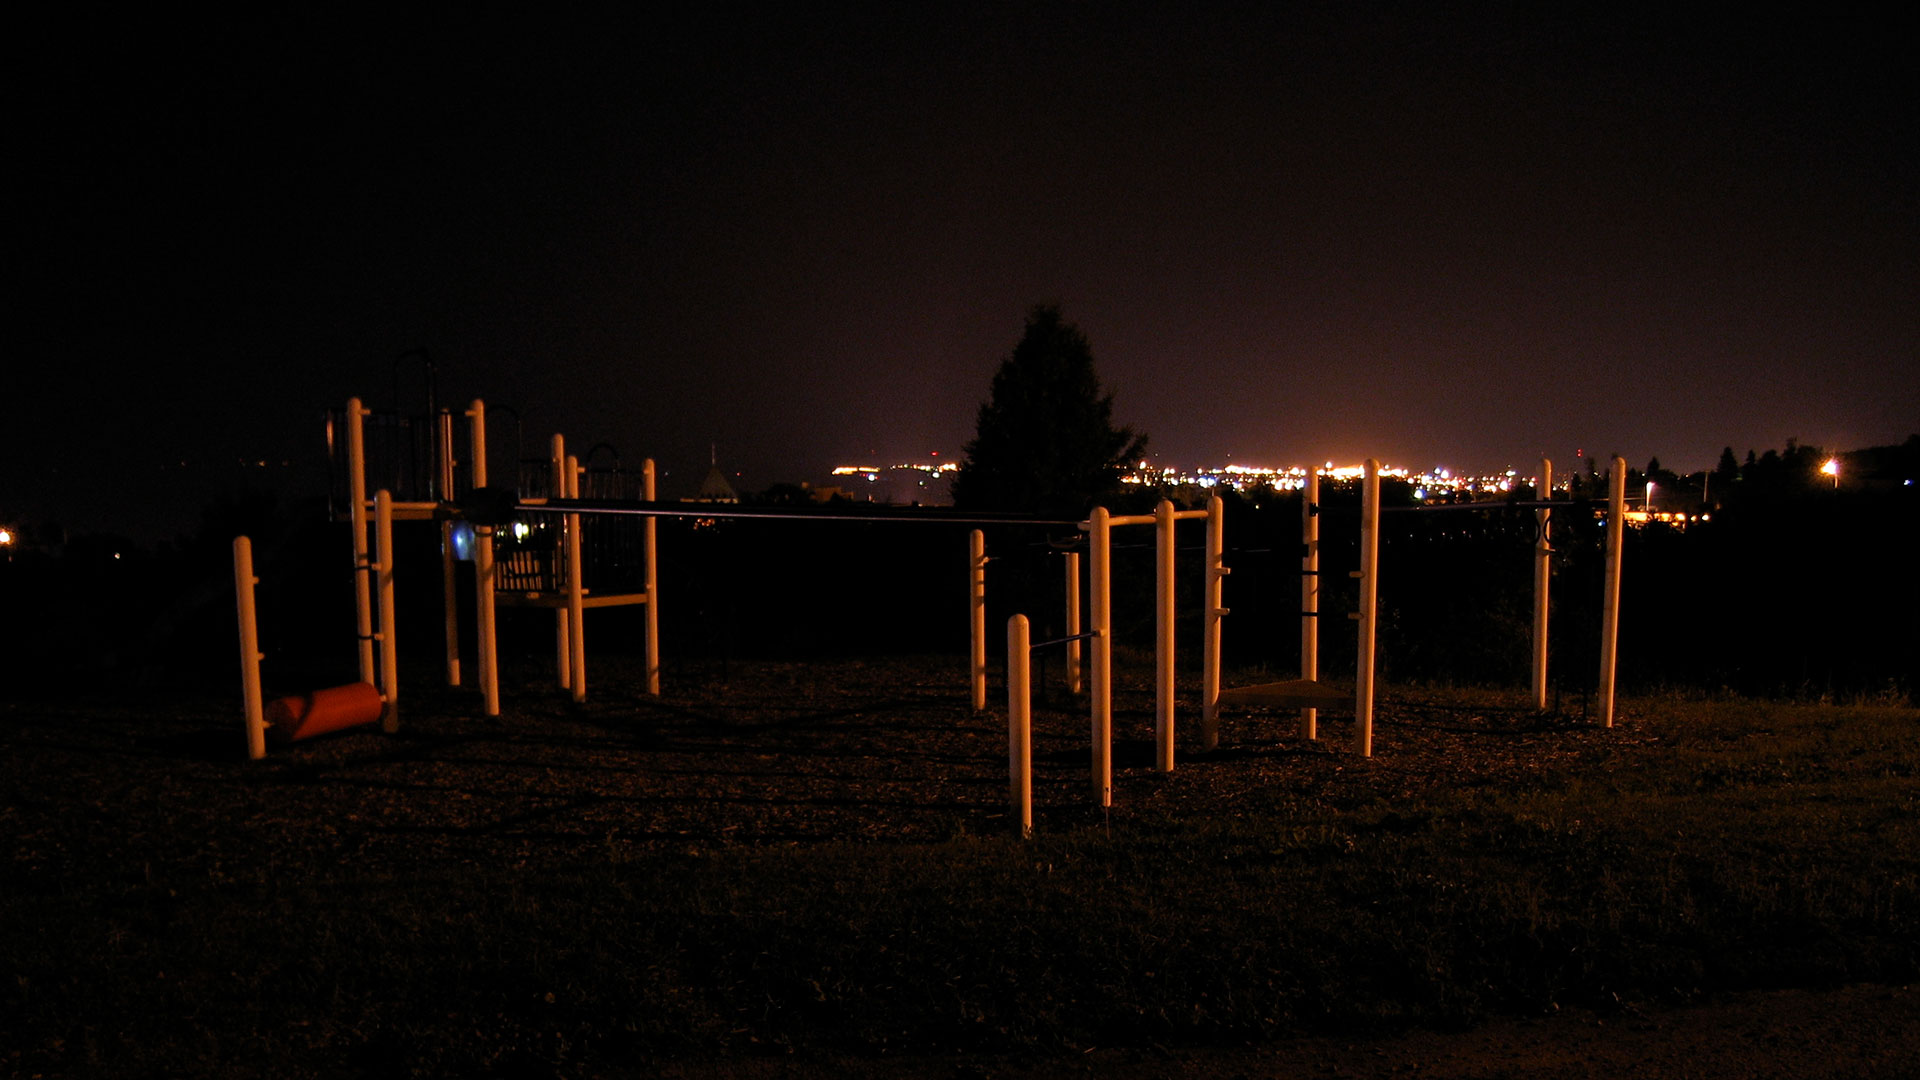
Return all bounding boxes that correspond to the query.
[519,499,1084,527]
[1029,631,1100,651]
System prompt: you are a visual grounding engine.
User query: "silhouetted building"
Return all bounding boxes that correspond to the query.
[694,465,740,503]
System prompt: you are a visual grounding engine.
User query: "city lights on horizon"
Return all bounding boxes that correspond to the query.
[1116,461,1532,497]
[821,454,1735,531]
[832,461,960,484]
[829,457,1548,498]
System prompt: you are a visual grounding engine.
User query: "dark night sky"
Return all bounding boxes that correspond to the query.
[13,5,1916,542]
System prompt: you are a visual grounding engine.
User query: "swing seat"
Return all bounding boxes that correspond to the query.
[1217,679,1349,711]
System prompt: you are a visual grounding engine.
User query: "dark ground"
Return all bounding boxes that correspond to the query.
[4,654,1915,1077]
[4,653,1657,875]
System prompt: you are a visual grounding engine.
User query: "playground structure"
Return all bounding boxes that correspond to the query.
[240,394,1068,755]
[234,396,1628,824]
[233,397,661,756]
[1003,456,1630,833]
[970,496,1225,805]
[355,396,662,715]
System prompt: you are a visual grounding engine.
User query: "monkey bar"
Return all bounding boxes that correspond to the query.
[1004,617,1104,837]
[1214,458,1381,756]
[980,500,1226,808]
[967,497,1229,808]
[1209,455,1631,752]
[1083,498,1224,801]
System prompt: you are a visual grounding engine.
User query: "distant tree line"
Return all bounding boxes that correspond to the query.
[1541,435,1918,509]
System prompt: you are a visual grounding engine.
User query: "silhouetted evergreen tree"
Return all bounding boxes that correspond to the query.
[1715,447,1740,486]
[952,305,1147,516]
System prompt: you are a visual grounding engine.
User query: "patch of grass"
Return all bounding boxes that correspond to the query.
[4,695,1916,1075]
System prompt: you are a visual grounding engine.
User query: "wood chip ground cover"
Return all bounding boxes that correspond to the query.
[3,655,1915,1077]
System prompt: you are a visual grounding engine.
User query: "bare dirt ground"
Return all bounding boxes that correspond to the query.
[4,653,1915,1077]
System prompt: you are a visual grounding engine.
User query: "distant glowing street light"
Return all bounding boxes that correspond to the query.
[1821,458,1840,488]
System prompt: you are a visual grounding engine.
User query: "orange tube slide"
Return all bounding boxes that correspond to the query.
[266,682,384,742]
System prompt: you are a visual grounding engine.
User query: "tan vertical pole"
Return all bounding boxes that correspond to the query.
[643,459,660,696]
[1154,499,1176,772]
[376,489,399,733]
[233,536,266,760]
[440,518,460,686]
[467,399,499,717]
[1301,470,1320,740]
[566,453,586,703]
[1531,457,1553,712]
[1202,494,1226,751]
[1598,456,1626,727]
[439,409,461,687]
[1354,459,1380,757]
[969,529,987,711]
[347,398,375,686]
[1064,551,1082,696]
[551,434,570,690]
[1008,613,1032,838]
[1089,507,1112,807]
